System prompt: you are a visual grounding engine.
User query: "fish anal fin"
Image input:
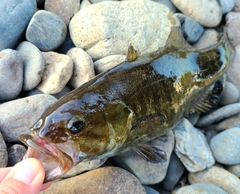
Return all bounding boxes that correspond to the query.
[126,44,138,62]
[134,142,167,163]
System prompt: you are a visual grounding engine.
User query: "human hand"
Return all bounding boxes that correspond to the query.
[0,158,51,194]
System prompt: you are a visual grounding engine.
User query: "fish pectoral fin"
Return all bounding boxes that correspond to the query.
[126,44,138,62]
[134,142,167,163]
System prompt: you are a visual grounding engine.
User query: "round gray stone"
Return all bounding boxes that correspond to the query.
[0,0,36,50]
[0,132,7,167]
[0,49,23,101]
[7,144,27,166]
[219,81,239,106]
[16,41,45,91]
[26,10,67,51]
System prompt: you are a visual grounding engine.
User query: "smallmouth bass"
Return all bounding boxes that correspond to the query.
[20,27,234,182]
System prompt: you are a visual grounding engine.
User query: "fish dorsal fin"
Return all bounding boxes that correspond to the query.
[134,142,167,163]
[166,26,192,50]
[126,44,138,62]
[189,75,225,114]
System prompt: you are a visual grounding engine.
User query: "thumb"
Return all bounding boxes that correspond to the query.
[0,158,45,194]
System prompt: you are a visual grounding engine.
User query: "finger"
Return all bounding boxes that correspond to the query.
[0,167,12,182]
[40,182,51,191]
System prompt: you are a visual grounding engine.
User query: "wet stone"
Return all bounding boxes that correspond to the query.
[7,144,26,166]
[0,132,8,167]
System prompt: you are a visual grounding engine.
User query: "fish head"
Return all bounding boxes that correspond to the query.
[20,92,134,182]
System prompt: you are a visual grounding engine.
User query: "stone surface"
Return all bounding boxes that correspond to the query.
[52,86,72,99]
[0,94,57,142]
[0,132,7,167]
[196,103,240,127]
[69,0,180,60]
[56,36,75,54]
[233,0,240,11]
[0,0,36,50]
[173,119,215,172]
[226,164,240,178]
[37,52,73,94]
[226,12,240,47]
[42,167,146,194]
[94,55,126,74]
[186,112,199,126]
[114,131,174,185]
[67,48,95,88]
[16,41,45,91]
[161,152,185,191]
[152,0,177,12]
[143,185,159,194]
[171,0,222,27]
[7,144,26,166]
[0,49,23,101]
[220,81,239,106]
[45,0,80,25]
[188,165,240,194]
[210,128,240,165]
[219,0,234,14]
[193,29,220,49]
[216,114,240,131]
[175,183,227,194]
[26,10,67,51]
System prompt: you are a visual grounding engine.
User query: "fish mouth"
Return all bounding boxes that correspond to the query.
[19,134,74,182]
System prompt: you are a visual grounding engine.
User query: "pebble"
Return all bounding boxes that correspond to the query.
[143,185,159,194]
[227,45,240,92]
[94,55,126,74]
[175,183,227,194]
[56,36,75,54]
[44,0,80,25]
[16,41,45,91]
[226,12,240,47]
[0,0,36,50]
[67,48,95,88]
[152,0,177,13]
[113,131,174,185]
[196,103,240,128]
[161,152,185,191]
[186,112,199,126]
[188,165,240,194]
[52,86,72,99]
[216,114,240,131]
[42,167,146,194]
[0,49,23,101]
[171,0,222,27]
[0,132,8,167]
[193,29,220,49]
[205,129,218,144]
[7,144,26,166]
[69,0,180,60]
[80,0,92,9]
[220,81,239,106]
[173,118,215,172]
[219,0,234,14]
[37,52,73,94]
[226,164,240,178]
[210,128,240,165]
[26,10,67,51]
[0,94,57,142]
[233,0,240,11]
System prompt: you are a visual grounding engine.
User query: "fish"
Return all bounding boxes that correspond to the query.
[19,27,234,182]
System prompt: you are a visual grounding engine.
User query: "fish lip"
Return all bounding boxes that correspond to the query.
[20,134,74,182]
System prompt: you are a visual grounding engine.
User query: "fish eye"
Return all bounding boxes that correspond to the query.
[68,117,86,135]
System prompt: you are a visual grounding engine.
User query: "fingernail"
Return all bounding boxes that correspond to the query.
[13,159,40,185]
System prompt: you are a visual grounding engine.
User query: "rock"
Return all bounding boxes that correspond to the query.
[219,0,234,14]
[227,45,240,92]
[205,129,218,144]
[181,17,204,44]
[94,55,126,74]
[233,0,240,11]
[16,41,45,91]
[196,103,240,127]
[226,12,240,47]
[0,132,7,167]
[193,29,220,49]
[152,0,177,12]
[188,165,240,194]
[210,128,240,165]
[161,152,185,191]
[226,164,240,178]
[216,114,240,131]
[7,144,26,166]
[26,10,67,51]
[143,185,159,194]
[42,167,146,194]
[0,0,36,50]
[27,88,43,96]
[44,0,80,25]
[67,48,95,88]
[80,0,92,9]
[171,0,222,27]
[186,112,199,126]
[52,86,72,99]
[63,158,107,178]
[113,131,174,185]
[220,81,239,106]
[0,94,57,142]
[56,36,75,54]
[37,52,73,94]
[175,183,227,194]
[0,49,23,101]
[173,119,215,172]
[69,0,180,60]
